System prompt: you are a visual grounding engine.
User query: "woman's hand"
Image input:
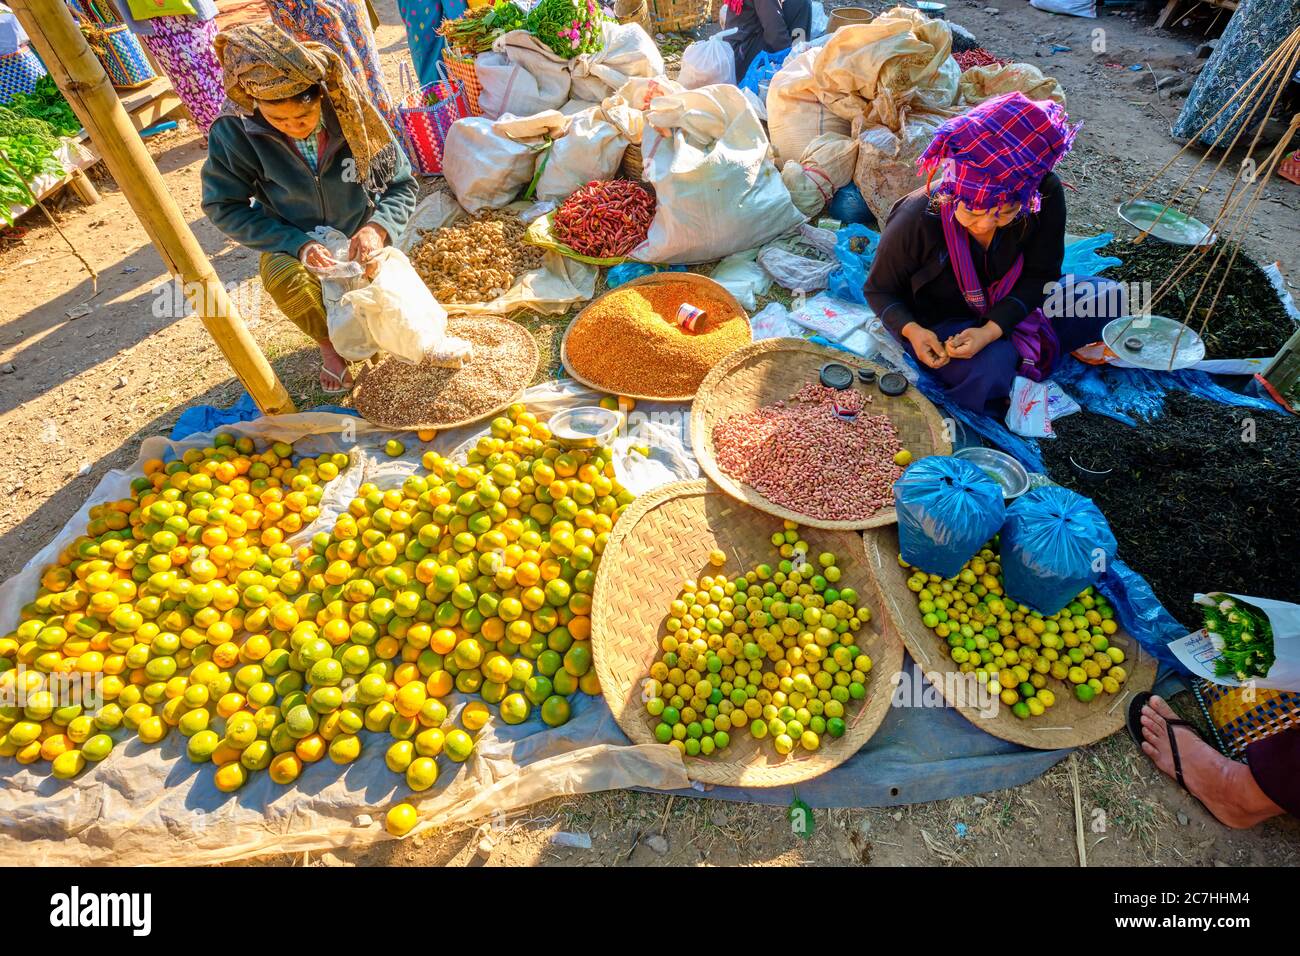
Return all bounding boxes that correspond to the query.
[945,323,1001,360]
[299,241,337,270]
[903,323,949,369]
[348,222,388,264]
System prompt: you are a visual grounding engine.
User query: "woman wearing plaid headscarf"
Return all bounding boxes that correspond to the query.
[201,22,417,394]
[865,93,1127,413]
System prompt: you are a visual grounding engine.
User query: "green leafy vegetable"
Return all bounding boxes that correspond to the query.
[0,107,66,225]
[438,1,528,55]
[7,76,81,138]
[525,0,605,59]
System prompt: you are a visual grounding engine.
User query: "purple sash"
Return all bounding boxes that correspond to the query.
[940,204,1059,381]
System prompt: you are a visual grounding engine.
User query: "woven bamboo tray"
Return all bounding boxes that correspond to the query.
[861,524,1157,750]
[591,479,905,786]
[560,272,750,402]
[351,316,538,431]
[690,338,951,530]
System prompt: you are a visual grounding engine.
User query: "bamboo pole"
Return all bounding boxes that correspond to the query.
[11,0,295,416]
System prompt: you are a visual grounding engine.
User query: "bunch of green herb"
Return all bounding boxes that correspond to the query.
[7,76,81,138]
[1201,593,1276,682]
[525,0,605,58]
[438,1,528,55]
[0,107,64,225]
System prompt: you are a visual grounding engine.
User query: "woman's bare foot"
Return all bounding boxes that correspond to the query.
[1139,695,1284,830]
[318,341,353,393]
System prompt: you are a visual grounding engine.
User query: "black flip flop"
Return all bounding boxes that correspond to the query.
[1127,691,1205,795]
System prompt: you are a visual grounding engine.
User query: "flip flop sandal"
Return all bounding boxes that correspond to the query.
[1128,691,1210,798]
[320,364,352,395]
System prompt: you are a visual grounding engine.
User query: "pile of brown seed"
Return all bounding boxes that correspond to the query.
[409,211,545,305]
[351,317,537,428]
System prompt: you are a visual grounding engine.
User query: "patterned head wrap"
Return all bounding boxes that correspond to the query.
[917,92,1079,213]
[214,22,397,194]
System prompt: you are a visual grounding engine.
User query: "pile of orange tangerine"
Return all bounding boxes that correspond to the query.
[1,403,634,830]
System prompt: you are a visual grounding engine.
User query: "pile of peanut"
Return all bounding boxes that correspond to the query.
[712,382,905,522]
[409,211,545,305]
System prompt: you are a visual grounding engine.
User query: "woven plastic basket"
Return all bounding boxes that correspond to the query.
[591,479,905,786]
[690,338,951,530]
[649,0,709,32]
[398,61,468,176]
[81,22,155,88]
[862,524,1157,750]
[440,47,483,117]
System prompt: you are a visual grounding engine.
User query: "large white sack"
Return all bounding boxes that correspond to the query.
[442,111,569,214]
[633,84,806,264]
[779,132,859,217]
[766,46,851,165]
[570,21,665,102]
[679,28,737,89]
[535,106,629,202]
[476,30,573,119]
[810,9,961,131]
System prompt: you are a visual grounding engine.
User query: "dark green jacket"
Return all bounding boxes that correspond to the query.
[201,103,418,259]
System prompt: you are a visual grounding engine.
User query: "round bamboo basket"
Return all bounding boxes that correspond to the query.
[826,7,874,31]
[592,479,905,785]
[619,142,643,181]
[690,338,951,530]
[615,0,654,36]
[351,316,538,431]
[560,272,751,402]
[861,524,1158,750]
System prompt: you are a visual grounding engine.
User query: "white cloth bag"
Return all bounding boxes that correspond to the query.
[766,45,850,165]
[535,106,628,202]
[442,111,569,214]
[632,84,806,264]
[475,30,574,119]
[570,21,665,102]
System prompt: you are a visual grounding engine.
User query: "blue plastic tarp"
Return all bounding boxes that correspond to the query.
[169,392,357,441]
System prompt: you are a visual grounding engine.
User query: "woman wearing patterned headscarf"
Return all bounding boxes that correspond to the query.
[865,93,1127,412]
[201,22,417,394]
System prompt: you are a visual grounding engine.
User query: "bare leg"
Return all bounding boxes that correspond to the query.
[1140,695,1285,829]
[318,340,354,393]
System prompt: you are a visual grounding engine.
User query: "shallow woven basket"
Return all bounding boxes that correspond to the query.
[691,338,951,530]
[351,316,538,430]
[560,273,750,402]
[591,479,905,786]
[861,524,1158,750]
[650,0,709,32]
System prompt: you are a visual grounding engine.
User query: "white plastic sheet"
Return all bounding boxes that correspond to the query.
[0,381,698,865]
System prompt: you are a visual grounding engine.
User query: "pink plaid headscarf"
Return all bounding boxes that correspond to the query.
[917,92,1079,213]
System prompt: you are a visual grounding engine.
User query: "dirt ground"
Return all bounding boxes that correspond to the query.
[2,1,1298,867]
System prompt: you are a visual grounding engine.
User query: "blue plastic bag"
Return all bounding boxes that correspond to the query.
[605,262,688,290]
[1000,485,1117,615]
[1061,232,1122,277]
[738,47,790,95]
[826,224,881,305]
[894,456,1007,578]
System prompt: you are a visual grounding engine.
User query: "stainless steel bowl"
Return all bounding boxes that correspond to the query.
[548,406,620,449]
[1117,200,1215,246]
[954,447,1031,500]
